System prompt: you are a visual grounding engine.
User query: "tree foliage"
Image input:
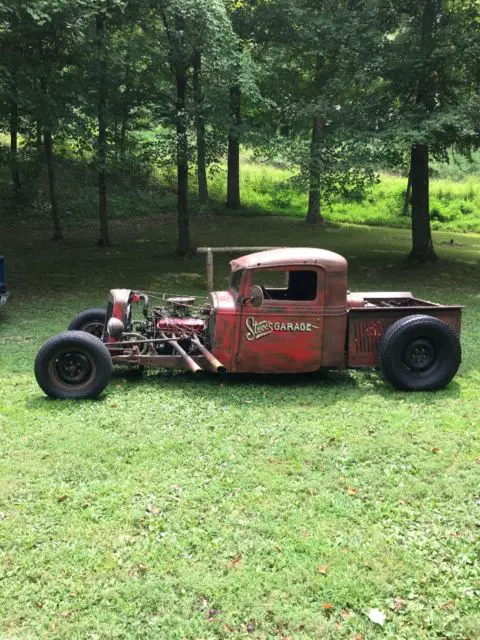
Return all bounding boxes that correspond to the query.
[0,0,479,256]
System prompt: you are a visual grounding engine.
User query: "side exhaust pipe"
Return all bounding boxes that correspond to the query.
[159,332,202,374]
[191,335,226,373]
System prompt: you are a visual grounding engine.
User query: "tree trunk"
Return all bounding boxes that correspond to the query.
[408,0,438,260]
[120,118,128,159]
[119,78,130,159]
[96,13,111,247]
[36,120,43,152]
[402,152,413,216]
[176,67,191,256]
[306,115,326,225]
[408,143,437,262]
[113,119,119,160]
[8,17,21,197]
[43,129,62,240]
[9,93,21,196]
[119,28,134,160]
[193,48,208,205]
[417,0,437,113]
[226,84,241,210]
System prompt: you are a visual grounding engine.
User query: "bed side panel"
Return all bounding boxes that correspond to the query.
[348,307,462,368]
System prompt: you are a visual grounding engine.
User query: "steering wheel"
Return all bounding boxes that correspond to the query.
[260,284,272,300]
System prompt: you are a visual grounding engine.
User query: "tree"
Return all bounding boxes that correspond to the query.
[96,10,111,246]
[151,0,235,254]
[224,0,265,211]
[408,0,439,262]
[1,12,22,198]
[0,0,89,239]
[70,0,131,246]
[226,82,241,210]
[0,7,32,199]
[192,48,208,204]
[249,0,380,224]
[374,0,480,261]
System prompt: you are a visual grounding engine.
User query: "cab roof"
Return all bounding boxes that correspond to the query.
[230,248,347,273]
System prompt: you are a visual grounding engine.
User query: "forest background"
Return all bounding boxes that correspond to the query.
[1,0,480,261]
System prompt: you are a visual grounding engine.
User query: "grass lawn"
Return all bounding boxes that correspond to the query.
[1,216,479,639]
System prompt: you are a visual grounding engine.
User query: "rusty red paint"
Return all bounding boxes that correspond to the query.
[234,267,325,373]
[231,247,347,273]
[347,307,462,367]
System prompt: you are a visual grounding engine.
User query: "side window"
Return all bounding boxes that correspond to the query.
[286,270,318,301]
[251,269,318,301]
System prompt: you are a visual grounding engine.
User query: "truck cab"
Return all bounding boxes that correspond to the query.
[209,248,348,373]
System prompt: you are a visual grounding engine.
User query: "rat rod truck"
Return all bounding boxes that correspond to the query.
[34,248,462,399]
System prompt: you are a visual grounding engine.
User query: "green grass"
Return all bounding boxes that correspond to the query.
[3,146,480,234]
[209,161,480,233]
[1,217,480,639]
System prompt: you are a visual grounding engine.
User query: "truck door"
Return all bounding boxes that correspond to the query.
[235,267,325,373]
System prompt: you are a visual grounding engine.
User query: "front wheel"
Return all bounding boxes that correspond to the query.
[35,331,112,399]
[379,315,461,391]
[68,308,107,339]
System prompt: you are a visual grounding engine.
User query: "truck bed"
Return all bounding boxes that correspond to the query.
[347,291,462,367]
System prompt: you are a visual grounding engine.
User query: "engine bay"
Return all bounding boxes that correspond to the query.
[107,290,213,362]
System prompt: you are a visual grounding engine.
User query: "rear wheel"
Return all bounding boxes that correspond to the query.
[35,331,112,399]
[68,308,107,339]
[379,314,461,391]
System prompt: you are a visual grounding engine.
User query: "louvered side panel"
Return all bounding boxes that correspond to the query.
[348,317,385,367]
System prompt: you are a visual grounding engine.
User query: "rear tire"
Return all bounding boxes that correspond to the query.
[68,308,107,339]
[35,331,112,399]
[379,314,461,391]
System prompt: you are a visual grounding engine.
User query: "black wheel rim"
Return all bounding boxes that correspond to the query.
[81,321,104,339]
[403,338,436,372]
[49,349,96,389]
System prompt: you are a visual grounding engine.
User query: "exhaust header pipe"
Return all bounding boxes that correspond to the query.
[191,335,226,373]
[159,332,202,374]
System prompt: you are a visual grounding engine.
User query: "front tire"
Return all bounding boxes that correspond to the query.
[379,314,461,391]
[35,331,112,399]
[68,308,107,339]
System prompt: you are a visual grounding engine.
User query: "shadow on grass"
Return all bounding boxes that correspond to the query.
[359,368,461,399]
[116,366,461,402]
[133,367,359,388]
[25,365,461,411]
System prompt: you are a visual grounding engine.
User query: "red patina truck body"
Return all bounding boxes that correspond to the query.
[209,248,461,374]
[34,248,463,399]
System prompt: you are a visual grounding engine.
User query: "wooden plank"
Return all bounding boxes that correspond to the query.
[197,246,280,253]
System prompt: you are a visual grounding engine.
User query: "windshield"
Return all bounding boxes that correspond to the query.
[229,269,243,292]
